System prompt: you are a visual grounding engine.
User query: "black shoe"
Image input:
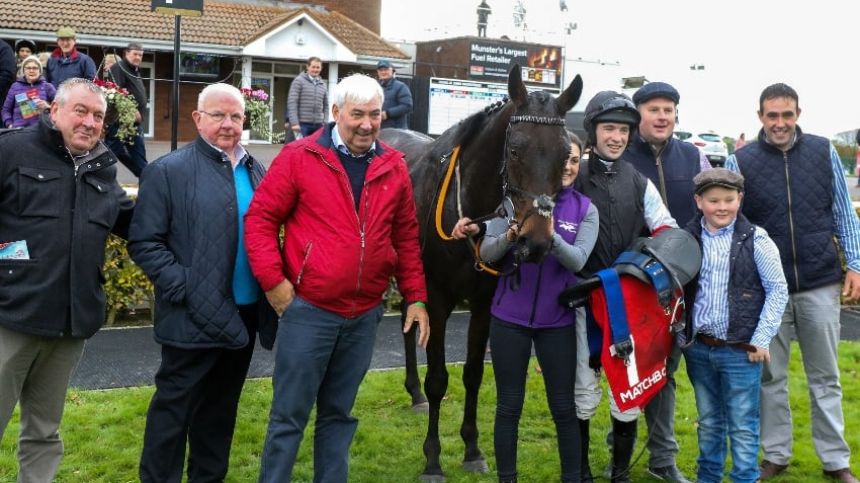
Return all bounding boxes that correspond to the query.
[648,464,692,483]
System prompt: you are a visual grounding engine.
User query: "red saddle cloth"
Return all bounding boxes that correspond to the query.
[588,275,675,412]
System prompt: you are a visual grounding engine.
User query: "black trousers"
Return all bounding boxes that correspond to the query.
[139,304,258,483]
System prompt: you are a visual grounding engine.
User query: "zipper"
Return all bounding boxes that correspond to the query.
[782,151,800,291]
[352,184,370,318]
[295,241,313,286]
[528,262,545,326]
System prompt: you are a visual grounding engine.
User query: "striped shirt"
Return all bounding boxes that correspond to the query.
[725,142,860,273]
[692,218,788,348]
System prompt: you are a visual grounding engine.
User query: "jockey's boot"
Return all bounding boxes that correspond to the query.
[610,417,637,483]
[578,418,593,482]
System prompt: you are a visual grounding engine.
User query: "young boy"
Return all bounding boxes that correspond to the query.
[680,168,788,483]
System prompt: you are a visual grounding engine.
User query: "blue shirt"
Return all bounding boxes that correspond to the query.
[726,141,860,273]
[692,218,788,347]
[232,161,260,305]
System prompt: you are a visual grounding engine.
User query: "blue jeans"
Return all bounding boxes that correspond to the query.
[300,122,323,137]
[258,297,383,483]
[105,123,147,177]
[684,341,762,483]
[490,318,580,481]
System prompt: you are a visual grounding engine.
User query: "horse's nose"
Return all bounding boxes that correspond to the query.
[515,236,549,263]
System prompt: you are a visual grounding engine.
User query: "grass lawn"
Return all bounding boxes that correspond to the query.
[1,341,859,482]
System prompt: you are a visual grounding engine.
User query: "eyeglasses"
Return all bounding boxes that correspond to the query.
[200,111,244,124]
[23,66,40,71]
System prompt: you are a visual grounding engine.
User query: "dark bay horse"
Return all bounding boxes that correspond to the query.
[380,65,583,481]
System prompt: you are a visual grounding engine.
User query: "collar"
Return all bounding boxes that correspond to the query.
[331,123,376,158]
[701,216,737,237]
[196,136,249,168]
[51,47,78,60]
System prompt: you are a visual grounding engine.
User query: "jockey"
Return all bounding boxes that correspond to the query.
[572,90,678,483]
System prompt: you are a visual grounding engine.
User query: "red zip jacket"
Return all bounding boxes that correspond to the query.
[244,124,427,318]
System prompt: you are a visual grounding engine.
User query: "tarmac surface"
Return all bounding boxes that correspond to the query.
[71,310,860,390]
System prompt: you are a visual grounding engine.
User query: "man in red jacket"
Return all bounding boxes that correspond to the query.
[245,73,429,483]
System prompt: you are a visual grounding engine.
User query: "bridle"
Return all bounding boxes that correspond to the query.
[502,113,567,231]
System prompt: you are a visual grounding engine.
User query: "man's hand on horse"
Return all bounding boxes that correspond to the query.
[265,279,295,317]
[452,217,479,239]
[404,302,430,349]
[843,270,860,302]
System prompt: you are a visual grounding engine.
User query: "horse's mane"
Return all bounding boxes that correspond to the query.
[431,97,510,158]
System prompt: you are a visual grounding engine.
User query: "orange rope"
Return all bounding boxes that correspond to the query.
[433,145,499,277]
[434,145,460,241]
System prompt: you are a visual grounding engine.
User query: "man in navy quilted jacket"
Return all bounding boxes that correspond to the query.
[128,83,277,483]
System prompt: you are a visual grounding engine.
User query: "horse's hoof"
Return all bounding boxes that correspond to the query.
[411,401,430,413]
[418,473,446,482]
[462,458,489,473]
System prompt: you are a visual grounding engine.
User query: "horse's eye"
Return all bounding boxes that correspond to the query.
[509,148,519,160]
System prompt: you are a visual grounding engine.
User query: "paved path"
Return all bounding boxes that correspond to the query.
[71,310,860,390]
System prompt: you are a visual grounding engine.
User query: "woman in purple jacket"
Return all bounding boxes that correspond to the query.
[2,56,55,128]
[452,133,599,483]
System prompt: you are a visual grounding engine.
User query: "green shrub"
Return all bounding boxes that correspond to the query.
[102,235,152,326]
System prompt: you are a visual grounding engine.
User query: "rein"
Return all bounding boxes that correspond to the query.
[432,105,567,275]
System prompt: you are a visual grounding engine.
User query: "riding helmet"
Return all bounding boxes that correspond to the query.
[582,91,640,145]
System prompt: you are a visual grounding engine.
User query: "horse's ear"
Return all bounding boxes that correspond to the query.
[556,74,583,114]
[507,63,528,107]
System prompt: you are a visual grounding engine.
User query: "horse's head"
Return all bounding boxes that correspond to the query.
[503,65,582,263]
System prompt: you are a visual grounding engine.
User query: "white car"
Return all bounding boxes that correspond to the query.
[675,130,728,167]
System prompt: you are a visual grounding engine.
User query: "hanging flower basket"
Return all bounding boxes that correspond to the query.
[94,79,139,144]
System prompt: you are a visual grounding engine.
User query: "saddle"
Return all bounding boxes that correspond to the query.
[558,228,701,411]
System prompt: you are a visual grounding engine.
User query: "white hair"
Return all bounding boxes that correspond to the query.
[197,83,245,111]
[55,78,106,111]
[332,74,383,109]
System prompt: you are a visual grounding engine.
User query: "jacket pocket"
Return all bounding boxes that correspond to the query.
[17,167,62,217]
[84,176,118,229]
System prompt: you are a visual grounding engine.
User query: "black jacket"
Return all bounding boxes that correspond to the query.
[0,41,15,105]
[109,58,147,119]
[575,158,647,277]
[128,137,278,350]
[0,115,134,338]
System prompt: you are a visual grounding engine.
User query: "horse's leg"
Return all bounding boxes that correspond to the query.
[401,305,428,411]
[420,291,455,482]
[460,297,491,473]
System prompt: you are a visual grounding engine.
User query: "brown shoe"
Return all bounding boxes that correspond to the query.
[823,468,860,483]
[759,460,788,480]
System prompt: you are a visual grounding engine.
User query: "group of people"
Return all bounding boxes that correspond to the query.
[0,71,427,483]
[453,81,859,483]
[0,30,149,177]
[0,55,857,483]
[284,56,414,142]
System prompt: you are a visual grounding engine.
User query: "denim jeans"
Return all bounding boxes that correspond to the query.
[684,341,762,483]
[105,123,147,177]
[299,122,324,138]
[259,297,383,483]
[490,317,580,482]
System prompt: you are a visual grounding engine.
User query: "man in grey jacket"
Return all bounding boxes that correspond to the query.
[286,56,327,138]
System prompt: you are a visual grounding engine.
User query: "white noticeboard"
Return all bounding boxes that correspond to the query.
[427,78,508,136]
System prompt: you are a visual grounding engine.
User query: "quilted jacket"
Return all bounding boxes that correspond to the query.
[244,123,427,319]
[128,137,278,349]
